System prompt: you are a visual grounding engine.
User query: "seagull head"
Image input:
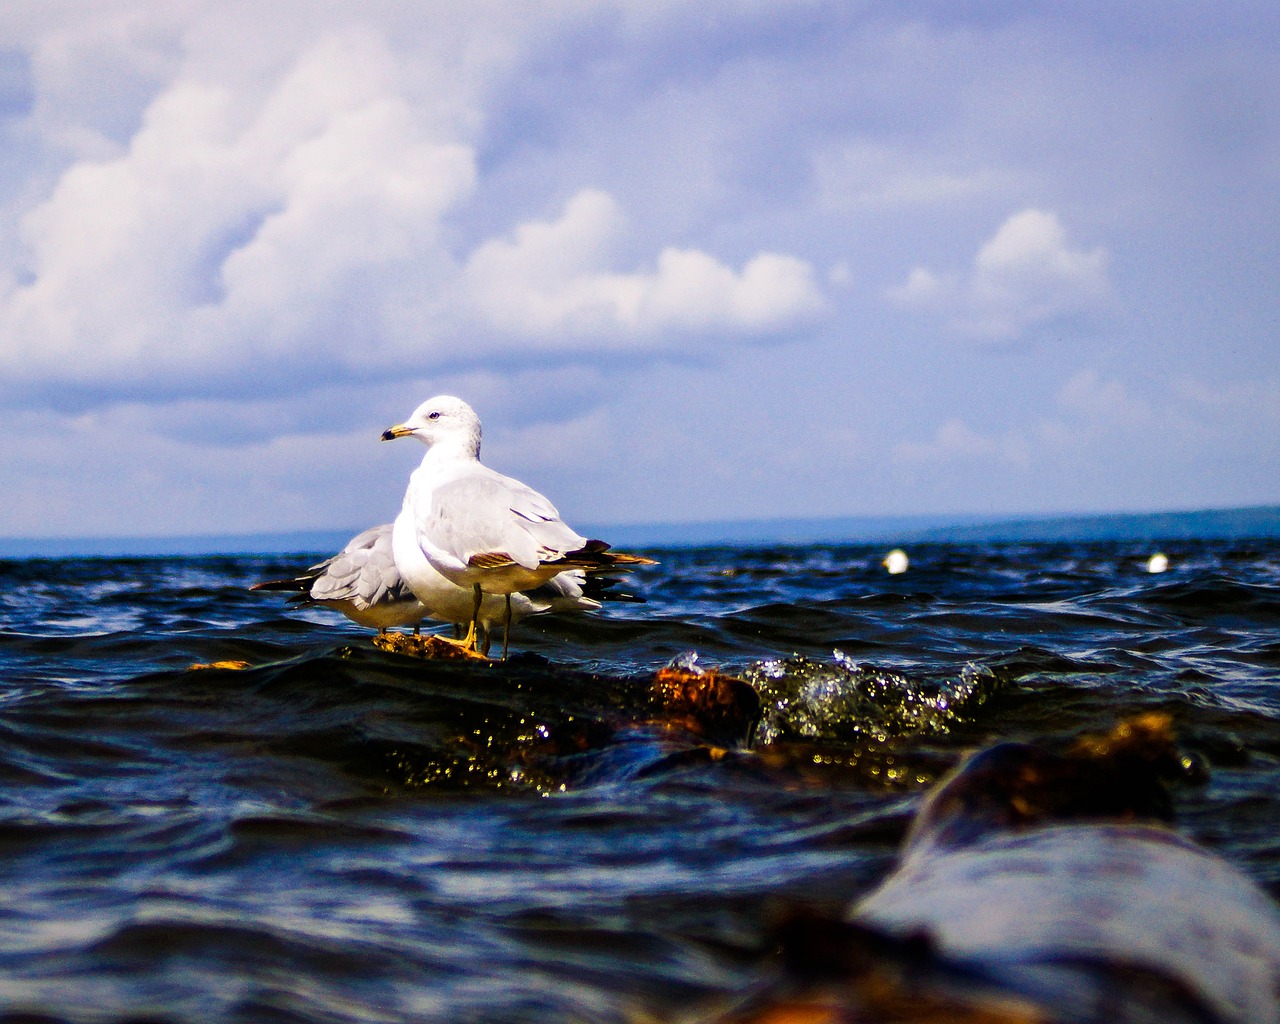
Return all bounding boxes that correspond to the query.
[381,395,482,456]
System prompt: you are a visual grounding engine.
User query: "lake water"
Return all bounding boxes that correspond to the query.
[1,537,1278,1021]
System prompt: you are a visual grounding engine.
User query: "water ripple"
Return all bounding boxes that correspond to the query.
[0,540,1277,1021]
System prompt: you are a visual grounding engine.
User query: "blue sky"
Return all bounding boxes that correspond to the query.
[0,2,1277,538]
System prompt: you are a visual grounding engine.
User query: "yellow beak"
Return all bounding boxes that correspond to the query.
[380,424,413,441]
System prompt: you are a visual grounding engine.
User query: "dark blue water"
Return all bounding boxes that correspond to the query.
[1,539,1279,1022]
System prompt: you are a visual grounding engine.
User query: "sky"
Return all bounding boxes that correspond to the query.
[0,1,1277,539]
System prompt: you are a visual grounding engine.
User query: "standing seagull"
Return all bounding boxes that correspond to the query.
[250,522,639,653]
[382,395,655,657]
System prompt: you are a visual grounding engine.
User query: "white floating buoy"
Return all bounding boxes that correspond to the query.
[1147,552,1169,574]
[883,548,909,575]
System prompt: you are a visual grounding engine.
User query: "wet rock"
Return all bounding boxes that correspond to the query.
[701,714,1280,1024]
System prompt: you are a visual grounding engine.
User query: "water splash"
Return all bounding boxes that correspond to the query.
[745,651,998,746]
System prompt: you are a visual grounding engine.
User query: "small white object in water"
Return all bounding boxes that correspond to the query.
[1147,552,1170,574]
[883,548,909,575]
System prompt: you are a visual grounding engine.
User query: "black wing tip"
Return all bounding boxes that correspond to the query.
[580,574,646,603]
[571,541,657,567]
[249,578,295,592]
[249,576,317,596]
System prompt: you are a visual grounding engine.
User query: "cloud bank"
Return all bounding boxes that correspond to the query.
[0,20,825,407]
[466,190,824,345]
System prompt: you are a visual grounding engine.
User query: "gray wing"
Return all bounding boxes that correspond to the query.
[308,524,416,610]
[519,569,594,615]
[516,571,642,616]
[429,467,587,570]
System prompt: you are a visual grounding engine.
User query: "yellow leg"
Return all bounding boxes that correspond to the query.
[502,594,512,661]
[428,618,478,652]
[464,583,483,653]
[372,626,488,660]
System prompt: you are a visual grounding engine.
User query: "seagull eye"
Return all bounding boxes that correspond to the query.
[428,411,441,420]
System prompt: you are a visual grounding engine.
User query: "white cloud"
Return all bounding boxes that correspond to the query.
[1010,366,1229,473]
[0,16,826,407]
[893,369,1165,474]
[888,266,942,305]
[0,400,411,536]
[814,141,1010,210]
[1039,369,1280,458]
[487,406,615,476]
[893,417,1031,468]
[889,209,1110,341]
[1,29,479,394]
[463,189,825,344]
[1172,376,1280,423]
[1054,368,1153,426]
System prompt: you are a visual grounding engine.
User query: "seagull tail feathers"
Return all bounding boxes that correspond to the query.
[249,577,309,593]
[565,543,658,569]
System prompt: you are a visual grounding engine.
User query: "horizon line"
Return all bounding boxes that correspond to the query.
[1,502,1278,559]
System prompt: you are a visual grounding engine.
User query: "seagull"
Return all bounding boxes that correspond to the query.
[382,395,655,657]
[250,524,427,634]
[250,522,638,653]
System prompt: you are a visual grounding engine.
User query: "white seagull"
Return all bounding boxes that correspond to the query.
[251,522,637,653]
[382,395,655,657]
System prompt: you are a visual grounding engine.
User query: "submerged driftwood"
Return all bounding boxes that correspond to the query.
[712,714,1280,1024]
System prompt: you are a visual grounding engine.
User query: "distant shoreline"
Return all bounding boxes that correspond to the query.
[2,504,1278,559]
